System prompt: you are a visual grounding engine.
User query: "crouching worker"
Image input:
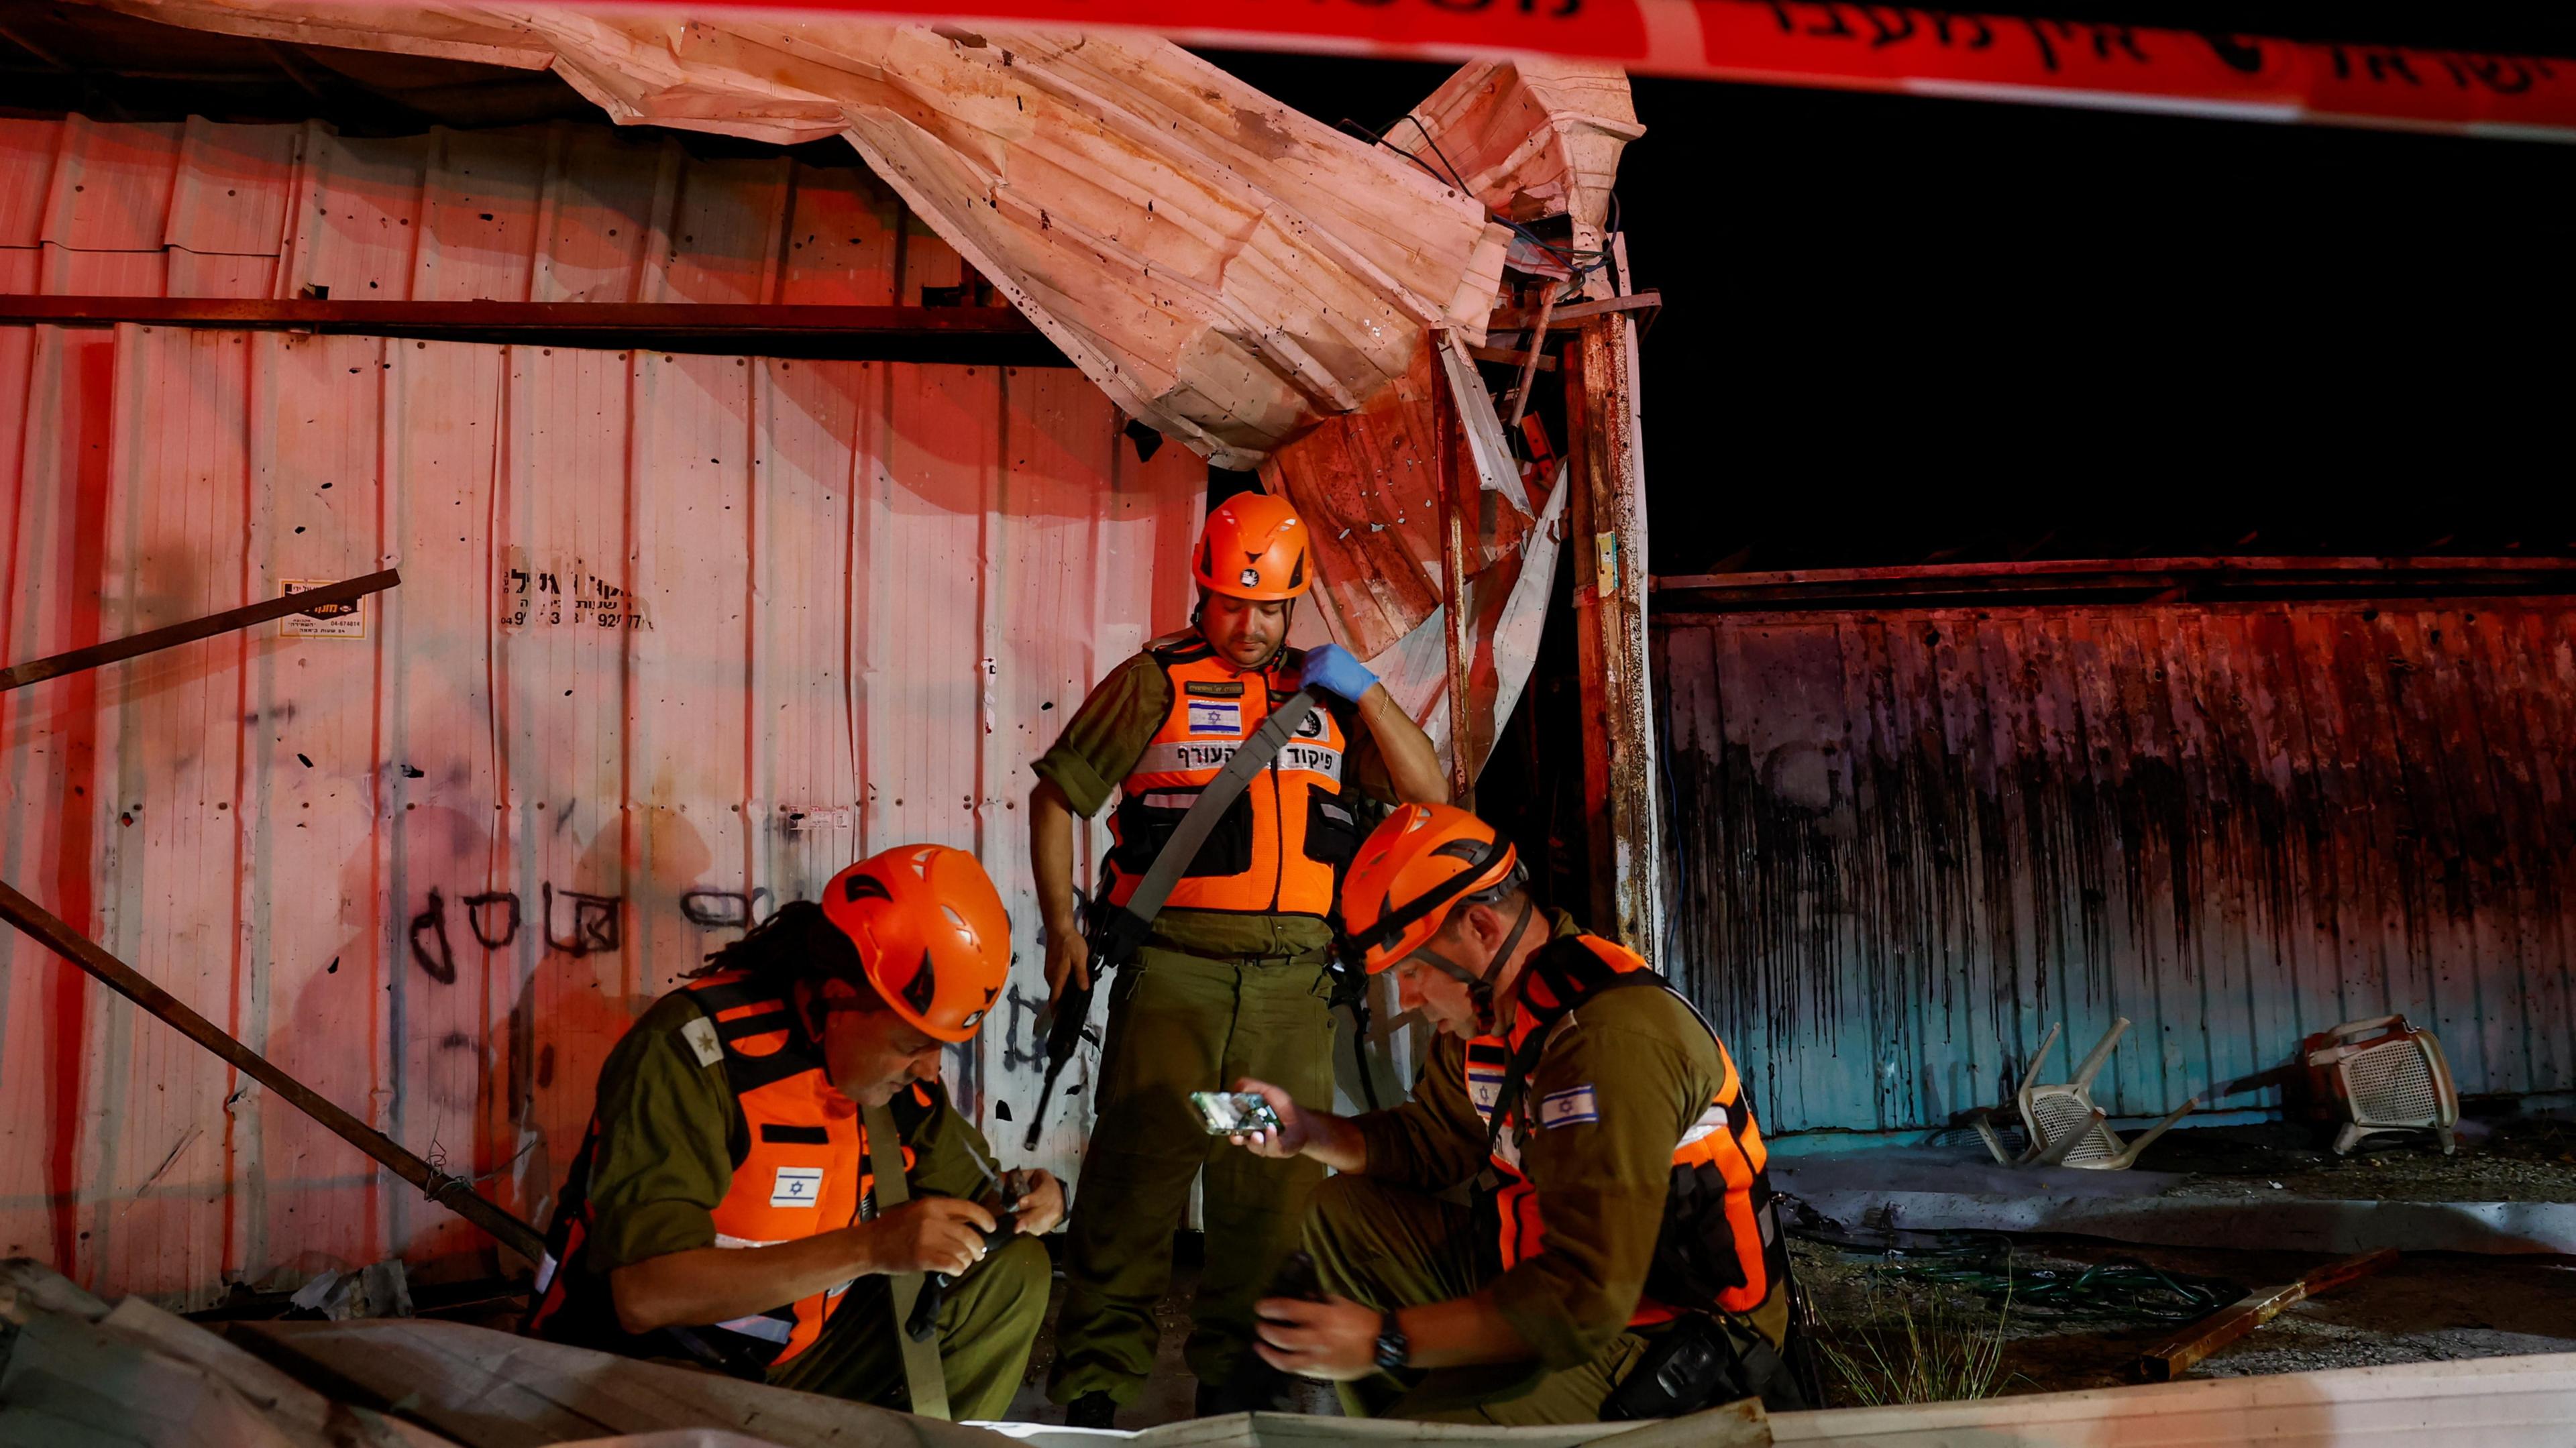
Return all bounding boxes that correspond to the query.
[527,844,1063,1421]
[1224,805,1804,1425]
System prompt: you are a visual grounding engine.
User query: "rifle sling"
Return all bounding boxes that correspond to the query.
[1100,687,1321,951]
[863,1102,950,1421]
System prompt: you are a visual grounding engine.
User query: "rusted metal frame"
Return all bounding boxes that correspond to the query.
[1433,330,1477,809]
[0,295,1068,366]
[0,877,549,1264]
[2139,1248,2398,1380]
[1652,557,2576,612]
[0,569,399,692]
[1564,314,1659,957]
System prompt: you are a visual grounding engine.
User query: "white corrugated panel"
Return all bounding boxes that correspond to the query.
[0,117,1203,1302]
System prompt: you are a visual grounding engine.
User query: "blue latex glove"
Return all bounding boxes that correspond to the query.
[1298,643,1379,703]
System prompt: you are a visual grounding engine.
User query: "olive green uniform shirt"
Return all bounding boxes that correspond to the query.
[1350,919,1750,1371]
[572,989,998,1282]
[1030,645,1397,960]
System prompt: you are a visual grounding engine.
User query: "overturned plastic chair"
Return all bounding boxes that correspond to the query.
[1972,1017,2200,1170]
[2304,1015,2458,1156]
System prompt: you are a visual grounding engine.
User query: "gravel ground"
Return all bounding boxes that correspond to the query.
[2134,1115,2576,1204]
[1790,1233,2576,1404]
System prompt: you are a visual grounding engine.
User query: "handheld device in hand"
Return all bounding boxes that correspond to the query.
[1190,1091,1285,1137]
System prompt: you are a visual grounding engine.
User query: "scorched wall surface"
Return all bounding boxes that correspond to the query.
[1656,602,2576,1136]
[0,117,1205,1302]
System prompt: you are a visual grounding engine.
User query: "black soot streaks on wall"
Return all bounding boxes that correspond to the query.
[1656,602,2576,1134]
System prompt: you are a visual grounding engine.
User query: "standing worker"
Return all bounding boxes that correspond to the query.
[527,844,1065,1421]
[1034,492,1447,1426]
[1222,804,1807,1425]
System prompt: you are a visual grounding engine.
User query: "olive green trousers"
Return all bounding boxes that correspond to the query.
[771,1234,1051,1422]
[1303,1174,1661,1425]
[1047,947,1336,1404]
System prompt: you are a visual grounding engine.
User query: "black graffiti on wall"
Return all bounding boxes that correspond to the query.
[409,881,784,981]
[680,887,773,930]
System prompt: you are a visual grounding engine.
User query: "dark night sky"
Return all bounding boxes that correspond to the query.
[1204,34,2576,573]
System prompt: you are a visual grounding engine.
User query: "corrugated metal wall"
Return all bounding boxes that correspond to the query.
[0,118,1206,1302]
[1656,601,2576,1135]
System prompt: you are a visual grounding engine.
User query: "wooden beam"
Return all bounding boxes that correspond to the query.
[0,876,549,1264]
[0,295,1069,366]
[1488,289,1661,330]
[1464,342,1557,373]
[1503,281,1560,433]
[1564,290,1660,957]
[2140,1249,2398,1381]
[1434,333,1477,810]
[0,568,399,692]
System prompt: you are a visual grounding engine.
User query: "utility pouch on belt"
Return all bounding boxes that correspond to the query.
[1646,1162,1751,1302]
[1599,1312,1807,1420]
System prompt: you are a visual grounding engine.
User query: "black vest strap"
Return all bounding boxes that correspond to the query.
[1483,936,1679,1156]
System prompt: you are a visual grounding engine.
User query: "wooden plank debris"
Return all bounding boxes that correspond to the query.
[1464,342,1557,373]
[1434,339,1476,807]
[1487,290,1662,330]
[1503,282,1559,431]
[0,568,398,692]
[0,1262,453,1447]
[233,1317,1015,1448]
[2138,1248,2399,1381]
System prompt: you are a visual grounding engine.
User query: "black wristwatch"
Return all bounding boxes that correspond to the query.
[1372,1310,1409,1371]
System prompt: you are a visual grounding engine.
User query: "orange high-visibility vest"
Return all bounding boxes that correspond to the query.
[1104,633,1362,921]
[1468,935,1784,1323]
[529,970,924,1374]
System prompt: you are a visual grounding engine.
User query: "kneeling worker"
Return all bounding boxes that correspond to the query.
[527,844,1063,1421]
[1225,805,1804,1424]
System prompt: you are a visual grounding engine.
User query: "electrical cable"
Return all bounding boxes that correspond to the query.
[1796,1225,2241,1324]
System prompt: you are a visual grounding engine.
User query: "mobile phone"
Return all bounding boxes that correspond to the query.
[1190,1091,1284,1137]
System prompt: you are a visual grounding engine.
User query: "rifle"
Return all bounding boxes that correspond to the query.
[1024,689,1322,1152]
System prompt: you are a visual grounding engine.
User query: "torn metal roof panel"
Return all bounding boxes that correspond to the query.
[81,0,1517,468]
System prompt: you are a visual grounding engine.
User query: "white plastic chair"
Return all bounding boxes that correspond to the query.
[1972,1017,2200,1170]
[2307,1015,2458,1156]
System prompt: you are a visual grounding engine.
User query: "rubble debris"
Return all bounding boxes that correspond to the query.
[2138,1249,2399,1382]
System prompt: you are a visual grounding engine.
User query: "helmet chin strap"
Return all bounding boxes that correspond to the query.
[1409,896,1538,1036]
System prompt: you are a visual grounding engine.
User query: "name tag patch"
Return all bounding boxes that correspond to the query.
[770,1166,824,1208]
[1538,1085,1601,1128]
[1186,700,1242,736]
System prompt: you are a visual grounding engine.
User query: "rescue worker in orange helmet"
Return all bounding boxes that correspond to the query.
[527,844,1064,1420]
[1034,490,1448,1426]
[1222,805,1808,1425]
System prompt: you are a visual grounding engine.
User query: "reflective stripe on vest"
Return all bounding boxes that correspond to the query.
[1466,936,1777,1320]
[1106,635,1356,919]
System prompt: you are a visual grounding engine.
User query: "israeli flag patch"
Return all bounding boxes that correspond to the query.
[1468,1067,1506,1115]
[770,1166,824,1208]
[1538,1085,1601,1128]
[1185,699,1242,736]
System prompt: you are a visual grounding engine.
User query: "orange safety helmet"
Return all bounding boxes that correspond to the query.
[1340,803,1523,974]
[1194,492,1312,601]
[820,844,1013,1042]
